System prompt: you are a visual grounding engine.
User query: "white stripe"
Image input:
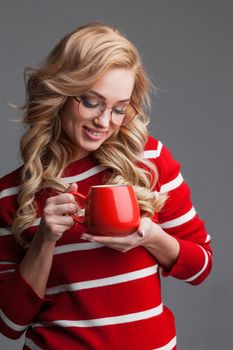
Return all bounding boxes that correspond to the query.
[0,166,106,200]
[153,336,177,350]
[0,186,19,199]
[35,215,84,231]
[46,264,158,295]
[0,142,163,201]
[143,141,163,159]
[183,246,209,283]
[0,141,163,199]
[54,242,104,255]
[33,303,163,328]
[0,228,12,236]
[0,269,15,274]
[0,261,16,265]
[160,173,183,193]
[0,308,28,332]
[205,234,211,243]
[25,338,43,350]
[31,217,41,227]
[61,165,106,184]
[159,207,196,229]
[1,219,100,241]
[25,336,176,350]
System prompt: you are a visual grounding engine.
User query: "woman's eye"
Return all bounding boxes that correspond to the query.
[82,97,99,108]
[114,106,125,115]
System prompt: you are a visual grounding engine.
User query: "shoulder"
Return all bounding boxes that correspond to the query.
[144,136,178,164]
[144,136,163,157]
[0,167,22,224]
[0,169,24,261]
[144,136,181,188]
[0,167,22,193]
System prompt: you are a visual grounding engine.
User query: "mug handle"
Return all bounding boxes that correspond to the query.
[69,191,86,223]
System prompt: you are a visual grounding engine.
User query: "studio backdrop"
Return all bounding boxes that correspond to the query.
[0,1,232,349]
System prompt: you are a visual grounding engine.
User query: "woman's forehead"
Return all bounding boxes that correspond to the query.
[89,68,135,102]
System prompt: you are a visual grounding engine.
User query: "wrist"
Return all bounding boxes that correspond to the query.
[143,224,180,269]
[33,229,57,251]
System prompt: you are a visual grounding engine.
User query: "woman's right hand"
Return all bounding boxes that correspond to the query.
[38,182,78,242]
[19,183,78,298]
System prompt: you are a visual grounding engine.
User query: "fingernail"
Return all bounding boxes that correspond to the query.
[80,234,94,242]
[80,235,87,240]
[138,230,145,237]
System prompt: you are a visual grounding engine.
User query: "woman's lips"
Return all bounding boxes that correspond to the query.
[83,126,107,140]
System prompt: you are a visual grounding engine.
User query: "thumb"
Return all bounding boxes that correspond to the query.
[66,182,78,193]
[137,217,151,237]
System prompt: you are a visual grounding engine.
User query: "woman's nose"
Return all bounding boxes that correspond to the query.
[94,110,111,127]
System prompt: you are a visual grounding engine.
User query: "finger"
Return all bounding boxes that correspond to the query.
[45,214,75,227]
[137,217,151,237]
[80,233,122,249]
[66,182,78,193]
[80,233,132,244]
[56,214,76,226]
[44,202,77,217]
[80,233,138,253]
[47,193,76,206]
[55,202,78,216]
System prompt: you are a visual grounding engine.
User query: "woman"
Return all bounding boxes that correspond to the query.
[0,22,212,350]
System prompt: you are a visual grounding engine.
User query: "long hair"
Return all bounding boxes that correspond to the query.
[12,22,167,246]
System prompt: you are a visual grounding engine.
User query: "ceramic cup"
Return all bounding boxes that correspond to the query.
[70,185,140,236]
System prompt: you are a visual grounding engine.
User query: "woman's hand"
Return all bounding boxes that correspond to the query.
[80,217,160,253]
[19,182,79,298]
[80,217,180,270]
[38,182,78,242]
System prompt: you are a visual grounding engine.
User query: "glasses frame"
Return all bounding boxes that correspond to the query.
[73,95,137,126]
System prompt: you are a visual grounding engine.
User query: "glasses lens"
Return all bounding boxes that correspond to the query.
[77,95,137,126]
[78,95,103,118]
[120,104,137,126]
[111,104,137,126]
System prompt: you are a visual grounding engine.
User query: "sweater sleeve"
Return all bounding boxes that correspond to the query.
[0,181,51,339]
[146,137,213,285]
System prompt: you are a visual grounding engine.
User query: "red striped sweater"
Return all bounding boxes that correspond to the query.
[0,136,212,350]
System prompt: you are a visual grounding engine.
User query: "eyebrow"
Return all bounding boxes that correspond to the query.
[88,90,131,103]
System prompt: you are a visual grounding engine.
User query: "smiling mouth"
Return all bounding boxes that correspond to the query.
[83,126,106,137]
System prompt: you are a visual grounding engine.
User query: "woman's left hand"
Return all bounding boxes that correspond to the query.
[80,217,160,253]
[80,217,180,270]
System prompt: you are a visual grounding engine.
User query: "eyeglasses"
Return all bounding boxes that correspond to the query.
[73,94,137,126]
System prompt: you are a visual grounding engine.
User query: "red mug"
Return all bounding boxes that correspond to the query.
[70,185,140,236]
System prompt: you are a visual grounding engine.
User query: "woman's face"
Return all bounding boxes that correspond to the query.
[60,68,135,161]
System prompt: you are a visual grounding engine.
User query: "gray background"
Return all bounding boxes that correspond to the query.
[0,0,232,349]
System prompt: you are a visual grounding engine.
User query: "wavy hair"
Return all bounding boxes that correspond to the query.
[12,22,167,246]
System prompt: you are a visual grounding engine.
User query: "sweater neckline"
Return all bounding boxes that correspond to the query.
[61,153,99,177]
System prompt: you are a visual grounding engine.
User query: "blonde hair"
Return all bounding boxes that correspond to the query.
[12,22,167,246]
